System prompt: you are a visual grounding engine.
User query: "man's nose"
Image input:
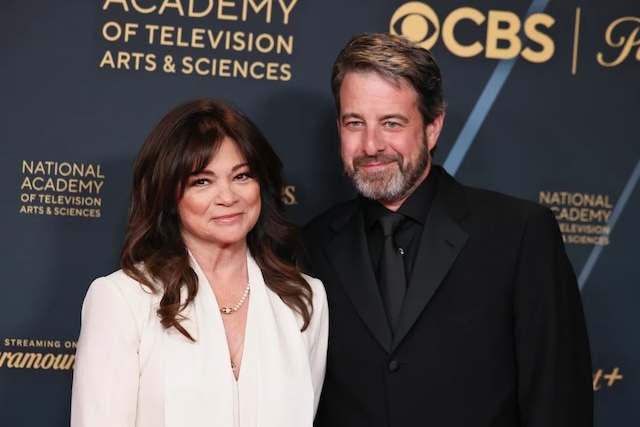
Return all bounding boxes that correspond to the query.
[362,126,385,156]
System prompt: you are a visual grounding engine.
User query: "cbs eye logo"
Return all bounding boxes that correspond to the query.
[390,2,440,50]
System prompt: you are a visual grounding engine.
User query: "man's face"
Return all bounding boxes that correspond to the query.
[338,71,442,206]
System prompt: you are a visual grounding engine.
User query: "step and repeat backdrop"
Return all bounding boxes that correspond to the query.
[1,0,638,425]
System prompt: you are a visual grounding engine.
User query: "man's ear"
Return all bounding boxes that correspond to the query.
[425,112,445,152]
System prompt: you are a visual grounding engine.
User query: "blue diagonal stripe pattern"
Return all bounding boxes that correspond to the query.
[578,159,640,290]
[443,0,551,175]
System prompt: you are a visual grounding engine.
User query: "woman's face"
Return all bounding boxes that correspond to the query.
[177,137,261,251]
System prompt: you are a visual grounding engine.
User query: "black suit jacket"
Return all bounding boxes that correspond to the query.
[303,167,593,427]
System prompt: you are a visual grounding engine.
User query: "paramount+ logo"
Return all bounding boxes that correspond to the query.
[390,2,555,63]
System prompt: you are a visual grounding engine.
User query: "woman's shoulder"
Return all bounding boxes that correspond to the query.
[80,270,163,343]
[301,273,328,309]
[86,269,159,309]
[301,273,324,291]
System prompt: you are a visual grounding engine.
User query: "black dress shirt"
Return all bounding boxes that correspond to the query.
[362,167,441,285]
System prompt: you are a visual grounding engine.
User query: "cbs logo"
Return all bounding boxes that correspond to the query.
[390,2,556,63]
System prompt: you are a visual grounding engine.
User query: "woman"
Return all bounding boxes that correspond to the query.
[70,99,328,427]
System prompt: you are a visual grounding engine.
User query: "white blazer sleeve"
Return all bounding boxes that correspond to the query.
[71,276,142,427]
[304,276,329,414]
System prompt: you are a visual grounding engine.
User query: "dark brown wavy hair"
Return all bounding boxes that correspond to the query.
[331,32,445,152]
[120,98,312,339]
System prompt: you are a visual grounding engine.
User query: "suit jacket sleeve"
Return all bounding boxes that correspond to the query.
[513,207,593,426]
[70,276,142,427]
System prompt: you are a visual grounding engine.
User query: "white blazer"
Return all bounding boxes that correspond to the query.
[71,252,328,427]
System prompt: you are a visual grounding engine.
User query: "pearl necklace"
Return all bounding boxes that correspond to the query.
[219,283,250,315]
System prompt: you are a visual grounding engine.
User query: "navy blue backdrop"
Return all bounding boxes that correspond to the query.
[1,0,639,425]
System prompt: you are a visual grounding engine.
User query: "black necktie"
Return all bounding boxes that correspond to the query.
[377,213,407,332]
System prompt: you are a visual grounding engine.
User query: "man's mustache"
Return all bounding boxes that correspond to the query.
[352,154,402,167]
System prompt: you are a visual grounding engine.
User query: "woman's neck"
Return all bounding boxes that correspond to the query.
[187,240,248,281]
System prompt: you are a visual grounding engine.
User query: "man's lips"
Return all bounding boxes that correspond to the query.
[360,161,392,167]
[357,160,397,171]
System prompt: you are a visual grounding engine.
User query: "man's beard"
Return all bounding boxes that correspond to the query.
[345,139,430,202]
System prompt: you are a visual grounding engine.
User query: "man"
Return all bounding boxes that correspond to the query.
[303,33,593,426]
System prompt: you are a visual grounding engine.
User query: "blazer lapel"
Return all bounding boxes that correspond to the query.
[163,288,203,427]
[391,176,469,352]
[164,258,236,427]
[326,205,393,352]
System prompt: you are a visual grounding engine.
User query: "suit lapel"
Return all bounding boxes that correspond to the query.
[326,204,393,352]
[391,173,470,351]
